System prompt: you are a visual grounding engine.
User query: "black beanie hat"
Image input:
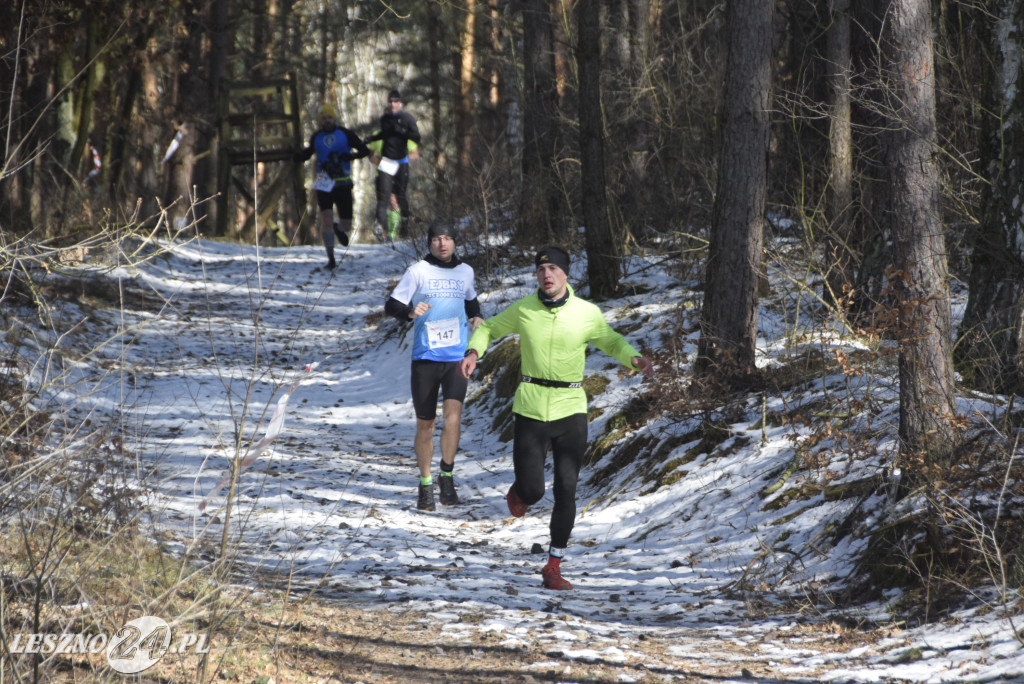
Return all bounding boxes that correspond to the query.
[427,221,456,243]
[388,89,402,102]
[535,245,570,274]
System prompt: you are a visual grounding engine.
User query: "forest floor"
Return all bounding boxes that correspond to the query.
[163,592,891,683]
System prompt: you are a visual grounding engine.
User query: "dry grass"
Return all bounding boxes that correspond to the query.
[7,586,894,683]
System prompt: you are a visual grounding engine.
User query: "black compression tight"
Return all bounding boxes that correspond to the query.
[511,413,588,548]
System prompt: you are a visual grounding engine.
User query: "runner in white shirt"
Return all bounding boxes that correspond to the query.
[385,222,484,510]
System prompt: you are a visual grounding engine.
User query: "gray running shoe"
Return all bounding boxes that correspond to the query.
[438,475,460,505]
[417,483,435,511]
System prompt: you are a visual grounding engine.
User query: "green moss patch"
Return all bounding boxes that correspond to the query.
[588,432,655,486]
[582,374,611,401]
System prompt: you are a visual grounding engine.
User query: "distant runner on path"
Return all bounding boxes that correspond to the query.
[385,221,484,511]
[294,102,370,270]
[366,126,419,243]
[459,245,655,590]
[365,89,421,239]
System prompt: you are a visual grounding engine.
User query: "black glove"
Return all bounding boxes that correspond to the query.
[321,152,345,178]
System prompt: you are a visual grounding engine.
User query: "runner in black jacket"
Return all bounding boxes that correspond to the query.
[366,90,421,239]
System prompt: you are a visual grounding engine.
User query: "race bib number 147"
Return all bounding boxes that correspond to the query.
[426,317,460,349]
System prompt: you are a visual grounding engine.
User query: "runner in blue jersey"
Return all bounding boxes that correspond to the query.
[385,222,484,510]
[294,103,370,269]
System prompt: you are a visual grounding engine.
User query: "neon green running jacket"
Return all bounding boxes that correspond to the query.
[466,285,641,422]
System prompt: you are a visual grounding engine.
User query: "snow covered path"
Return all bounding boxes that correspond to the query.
[92,238,1024,683]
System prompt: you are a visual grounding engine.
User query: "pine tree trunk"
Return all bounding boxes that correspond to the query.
[427,1,447,205]
[850,1,891,317]
[69,15,102,185]
[824,0,854,310]
[107,54,141,207]
[604,0,656,250]
[884,0,959,464]
[518,0,562,243]
[164,0,210,233]
[207,0,230,234]
[1,4,28,226]
[577,2,617,298]
[138,38,160,223]
[695,0,774,384]
[456,0,476,198]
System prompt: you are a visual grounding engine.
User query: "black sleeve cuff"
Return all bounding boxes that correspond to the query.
[465,297,482,320]
[385,297,414,321]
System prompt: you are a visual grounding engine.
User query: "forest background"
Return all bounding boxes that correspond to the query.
[7,0,1024,464]
[2,0,1024,680]
[2,0,1024,389]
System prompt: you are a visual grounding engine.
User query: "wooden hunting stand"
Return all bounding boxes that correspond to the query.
[216,72,311,242]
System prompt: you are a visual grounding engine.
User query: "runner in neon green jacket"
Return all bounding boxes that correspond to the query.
[464,284,640,421]
[459,245,654,591]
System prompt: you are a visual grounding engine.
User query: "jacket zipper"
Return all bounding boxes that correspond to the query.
[546,305,558,418]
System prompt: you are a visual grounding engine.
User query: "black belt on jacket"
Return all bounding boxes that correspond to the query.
[521,375,582,389]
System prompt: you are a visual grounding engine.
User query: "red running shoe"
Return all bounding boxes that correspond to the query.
[542,564,573,590]
[506,485,528,518]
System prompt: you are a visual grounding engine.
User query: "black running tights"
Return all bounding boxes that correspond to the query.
[511,413,588,548]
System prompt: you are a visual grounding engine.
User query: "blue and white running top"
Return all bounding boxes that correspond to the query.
[311,127,359,180]
[390,260,478,362]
